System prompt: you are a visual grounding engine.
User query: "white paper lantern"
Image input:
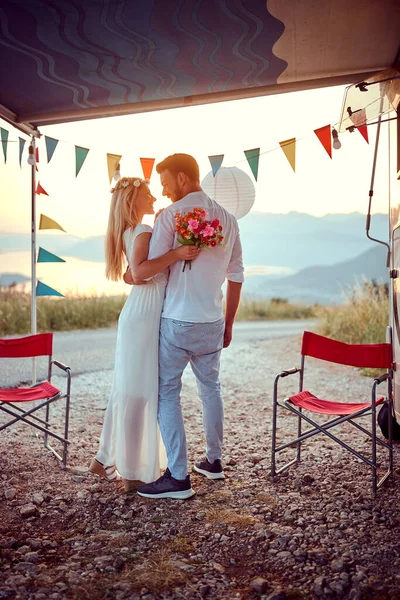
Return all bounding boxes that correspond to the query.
[201,166,255,219]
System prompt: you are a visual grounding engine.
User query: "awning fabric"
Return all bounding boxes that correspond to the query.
[0,0,399,131]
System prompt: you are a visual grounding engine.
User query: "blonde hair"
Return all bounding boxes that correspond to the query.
[105,177,144,281]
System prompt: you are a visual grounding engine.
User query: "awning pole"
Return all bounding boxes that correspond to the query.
[31,136,37,383]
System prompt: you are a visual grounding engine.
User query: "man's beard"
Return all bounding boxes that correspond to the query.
[172,182,185,202]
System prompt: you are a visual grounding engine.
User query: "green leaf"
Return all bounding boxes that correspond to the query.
[177,236,196,246]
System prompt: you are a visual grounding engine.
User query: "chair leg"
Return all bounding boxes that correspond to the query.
[44,403,50,448]
[271,378,279,478]
[296,409,302,462]
[62,376,72,468]
[372,396,377,496]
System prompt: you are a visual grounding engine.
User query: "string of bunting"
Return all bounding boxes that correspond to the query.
[2,118,370,297]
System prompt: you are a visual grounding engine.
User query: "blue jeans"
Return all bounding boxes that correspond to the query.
[158,317,225,480]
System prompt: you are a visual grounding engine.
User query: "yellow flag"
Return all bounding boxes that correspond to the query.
[107,153,122,183]
[39,214,66,232]
[279,138,296,172]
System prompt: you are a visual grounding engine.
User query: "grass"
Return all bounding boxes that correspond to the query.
[0,288,316,336]
[235,297,317,321]
[124,548,188,594]
[317,280,389,345]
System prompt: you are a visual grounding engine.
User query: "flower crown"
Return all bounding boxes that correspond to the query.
[110,177,150,194]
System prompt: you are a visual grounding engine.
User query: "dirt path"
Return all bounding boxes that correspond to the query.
[1,334,400,600]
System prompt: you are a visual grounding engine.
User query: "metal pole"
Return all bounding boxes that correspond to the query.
[31,136,37,383]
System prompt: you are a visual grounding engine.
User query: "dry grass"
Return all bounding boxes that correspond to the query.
[205,507,260,525]
[124,548,188,594]
[317,280,389,345]
[167,535,195,555]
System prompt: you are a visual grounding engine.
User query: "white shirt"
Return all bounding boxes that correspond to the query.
[148,191,244,323]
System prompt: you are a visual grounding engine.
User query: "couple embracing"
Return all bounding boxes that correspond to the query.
[90,153,244,500]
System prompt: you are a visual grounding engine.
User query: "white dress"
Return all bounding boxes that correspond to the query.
[96,224,167,482]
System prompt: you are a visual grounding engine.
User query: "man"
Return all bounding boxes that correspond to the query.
[135,153,244,499]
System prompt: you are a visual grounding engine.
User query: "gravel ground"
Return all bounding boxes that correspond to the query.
[1,334,400,600]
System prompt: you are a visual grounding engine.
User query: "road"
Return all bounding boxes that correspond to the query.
[1,320,317,386]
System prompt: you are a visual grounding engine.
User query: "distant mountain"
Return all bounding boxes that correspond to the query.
[0,273,30,287]
[238,211,388,270]
[0,212,388,270]
[243,244,388,304]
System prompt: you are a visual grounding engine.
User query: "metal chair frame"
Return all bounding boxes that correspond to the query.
[271,331,393,495]
[0,334,71,467]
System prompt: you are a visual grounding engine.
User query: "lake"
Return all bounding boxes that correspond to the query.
[0,251,292,297]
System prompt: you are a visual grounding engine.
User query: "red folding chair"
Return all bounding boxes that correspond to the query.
[271,331,393,495]
[0,333,71,467]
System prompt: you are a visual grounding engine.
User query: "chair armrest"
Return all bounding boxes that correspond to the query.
[278,367,301,379]
[52,360,71,373]
[374,373,389,385]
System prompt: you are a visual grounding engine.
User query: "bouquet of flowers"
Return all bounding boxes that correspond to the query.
[175,208,224,271]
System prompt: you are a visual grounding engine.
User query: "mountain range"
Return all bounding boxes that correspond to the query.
[0,211,389,303]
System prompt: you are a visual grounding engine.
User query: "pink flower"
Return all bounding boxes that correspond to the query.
[202,225,215,237]
[188,219,199,232]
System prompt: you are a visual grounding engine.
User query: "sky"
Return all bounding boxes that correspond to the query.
[0,83,392,238]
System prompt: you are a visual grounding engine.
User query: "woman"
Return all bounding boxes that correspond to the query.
[89,177,199,491]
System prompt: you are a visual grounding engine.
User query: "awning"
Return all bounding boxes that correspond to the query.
[0,0,399,133]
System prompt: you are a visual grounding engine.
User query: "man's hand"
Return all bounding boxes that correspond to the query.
[123,267,146,286]
[223,323,233,348]
[154,208,165,221]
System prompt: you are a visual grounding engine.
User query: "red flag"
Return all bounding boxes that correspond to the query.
[36,182,49,196]
[35,147,39,162]
[314,125,332,159]
[357,124,369,144]
[140,158,155,180]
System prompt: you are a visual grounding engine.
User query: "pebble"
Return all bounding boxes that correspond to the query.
[2,334,400,600]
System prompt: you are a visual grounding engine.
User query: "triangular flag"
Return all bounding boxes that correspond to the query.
[18,137,25,167]
[314,125,332,158]
[0,127,8,163]
[35,147,39,163]
[36,281,64,297]
[75,145,89,177]
[39,214,66,232]
[208,154,224,176]
[279,138,296,172]
[357,124,369,144]
[36,182,49,196]
[140,158,155,180]
[244,148,260,181]
[349,108,369,144]
[45,136,59,162]
[107,153,122,183]
[37,247,65,263]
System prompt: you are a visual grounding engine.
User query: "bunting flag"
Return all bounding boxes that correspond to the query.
[244,148,260,181]
[279,138,296,172]
[37,247,65,263]
[36,281,64,297]
[349,108,369,144]
[208,154,224,176]
[18,137,25,167]
[45,136,59,162]
[107,153,122,183]
[39,214,66,232]
[35,147,39,163]
[1,127,8,163]
[140,157,155,180]
[75,145,89,177]
[36,182,49,196]
[314,125,332,158]
[357,124,369,144]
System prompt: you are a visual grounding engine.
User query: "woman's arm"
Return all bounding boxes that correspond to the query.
[130,232,199,279]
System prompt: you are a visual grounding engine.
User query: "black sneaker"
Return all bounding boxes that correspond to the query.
[137,468,195,499]
[193,458,225,480]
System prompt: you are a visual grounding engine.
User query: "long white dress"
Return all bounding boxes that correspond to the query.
[96,224,167,482]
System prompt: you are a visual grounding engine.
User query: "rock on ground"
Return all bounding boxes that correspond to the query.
[1,333,400,600]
